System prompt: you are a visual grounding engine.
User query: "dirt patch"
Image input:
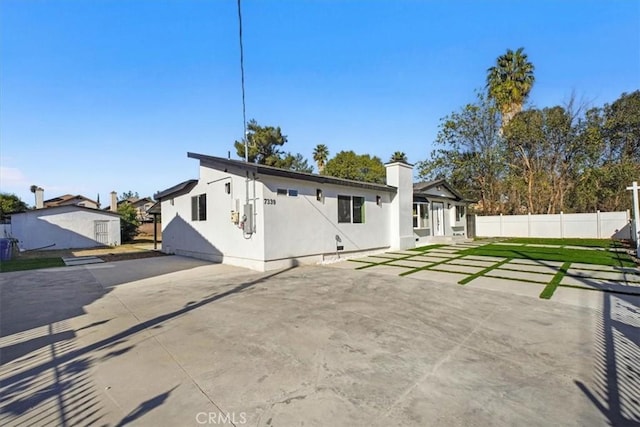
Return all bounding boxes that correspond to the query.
[97,251,168,262]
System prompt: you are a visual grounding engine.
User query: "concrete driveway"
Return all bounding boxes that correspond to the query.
[1,256,638,426]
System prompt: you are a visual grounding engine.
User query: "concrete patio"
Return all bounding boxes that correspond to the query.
[1,256,638,426]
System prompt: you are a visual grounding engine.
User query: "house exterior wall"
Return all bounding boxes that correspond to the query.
[10,206,120,250]
[160,165,403,271]
[160,165,267,270]
[260,175,392,269]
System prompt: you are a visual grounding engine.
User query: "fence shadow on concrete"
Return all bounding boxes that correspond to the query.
[570,277,640,425]
[0,266,295,426]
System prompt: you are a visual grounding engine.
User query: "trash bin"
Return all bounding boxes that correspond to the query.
[0,238,12,261]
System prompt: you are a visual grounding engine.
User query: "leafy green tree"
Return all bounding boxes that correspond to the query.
[234,119,287,165]
[313,144,329,173]
[274,152,314,173]
[570,91,640,211]
[119,191,139,201]
[323,151,386,184]
[390,151,408,163]
[504,104,581,213]
[487,47,535,129]
[0,193,28,222]
[417,92,505,214]
[118,202,140,242]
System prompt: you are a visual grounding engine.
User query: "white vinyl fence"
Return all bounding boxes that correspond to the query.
[476,211,632,239]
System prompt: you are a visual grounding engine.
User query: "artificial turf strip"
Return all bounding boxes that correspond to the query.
[409,244,447,252]
[539,261,571,299]
[458,258,513,285]
[399,254,467,277]
[354,253,420,270]
[501,237,619,249]
[0,257,65,272]
[458,244,635,268]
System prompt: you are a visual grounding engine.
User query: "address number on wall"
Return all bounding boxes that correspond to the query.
[264,199,276,205]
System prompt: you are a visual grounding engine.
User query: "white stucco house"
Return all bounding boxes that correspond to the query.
[155,152,416,271]
[156,152,471,271]
[9,205,121,251]
[412,179,469,245]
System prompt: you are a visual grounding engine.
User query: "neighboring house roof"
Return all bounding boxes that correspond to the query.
[182,152,398,194]
[43,194,99,208]
[147,201,162,215]
[11,205,121,217]
[122,197,154,207]
[104,197,155,211]
[413,179,468,202]
[154,179,198,200]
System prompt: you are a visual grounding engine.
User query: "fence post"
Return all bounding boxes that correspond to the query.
[596,210,601,239]
[528,212,531,237]
[560,211,564,238]
[500,213,503,237]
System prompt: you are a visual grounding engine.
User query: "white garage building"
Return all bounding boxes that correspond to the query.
[10,205,121,251]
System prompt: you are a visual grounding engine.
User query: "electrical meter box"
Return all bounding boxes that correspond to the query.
[243,204,253,233]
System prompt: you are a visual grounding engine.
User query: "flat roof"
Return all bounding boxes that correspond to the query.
[187,152,398,193]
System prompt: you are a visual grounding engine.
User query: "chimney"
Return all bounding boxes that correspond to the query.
[35,187,44,209]
[385,161,414,250]
[110,191,118,212]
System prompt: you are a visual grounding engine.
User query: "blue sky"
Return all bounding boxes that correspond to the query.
[1,0,639,206]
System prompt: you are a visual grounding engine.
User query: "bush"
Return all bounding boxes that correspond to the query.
[118,203,140,242]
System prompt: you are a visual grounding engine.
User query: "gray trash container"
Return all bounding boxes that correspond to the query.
[0,238,12,261]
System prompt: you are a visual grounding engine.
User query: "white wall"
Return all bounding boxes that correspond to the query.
[476,211,630,239]
[161,165,267,270]
[261,176,393,267]
[10,206,120,250]
[386,162,414,250]
[160,164,401,271]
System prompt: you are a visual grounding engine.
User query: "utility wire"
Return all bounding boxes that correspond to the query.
[237,0,248,162]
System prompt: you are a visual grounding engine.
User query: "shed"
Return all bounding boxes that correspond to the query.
[9,205,121,251]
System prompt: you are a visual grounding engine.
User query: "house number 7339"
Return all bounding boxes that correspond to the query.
[264,199,276,205]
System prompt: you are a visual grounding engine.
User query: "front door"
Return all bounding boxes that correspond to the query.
[432,202,444,236]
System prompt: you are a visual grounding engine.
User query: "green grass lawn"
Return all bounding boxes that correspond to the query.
[0,257,65,273]
[500,237,621,249]
[410,244,446,252]
[460,244,635,267]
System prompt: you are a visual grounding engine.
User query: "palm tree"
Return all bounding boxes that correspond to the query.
[390,151,408,163]
[313,144,329,173]
[486,47,535,129]
[29,185,38,206]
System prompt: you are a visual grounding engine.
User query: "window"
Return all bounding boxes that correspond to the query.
[456,205,465,222]
[338,196,351,223]
[277,188,298,197]
[413,203,430,229]
[353,197,364,223]
[191,194,207,221]
[338,195,365,224]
